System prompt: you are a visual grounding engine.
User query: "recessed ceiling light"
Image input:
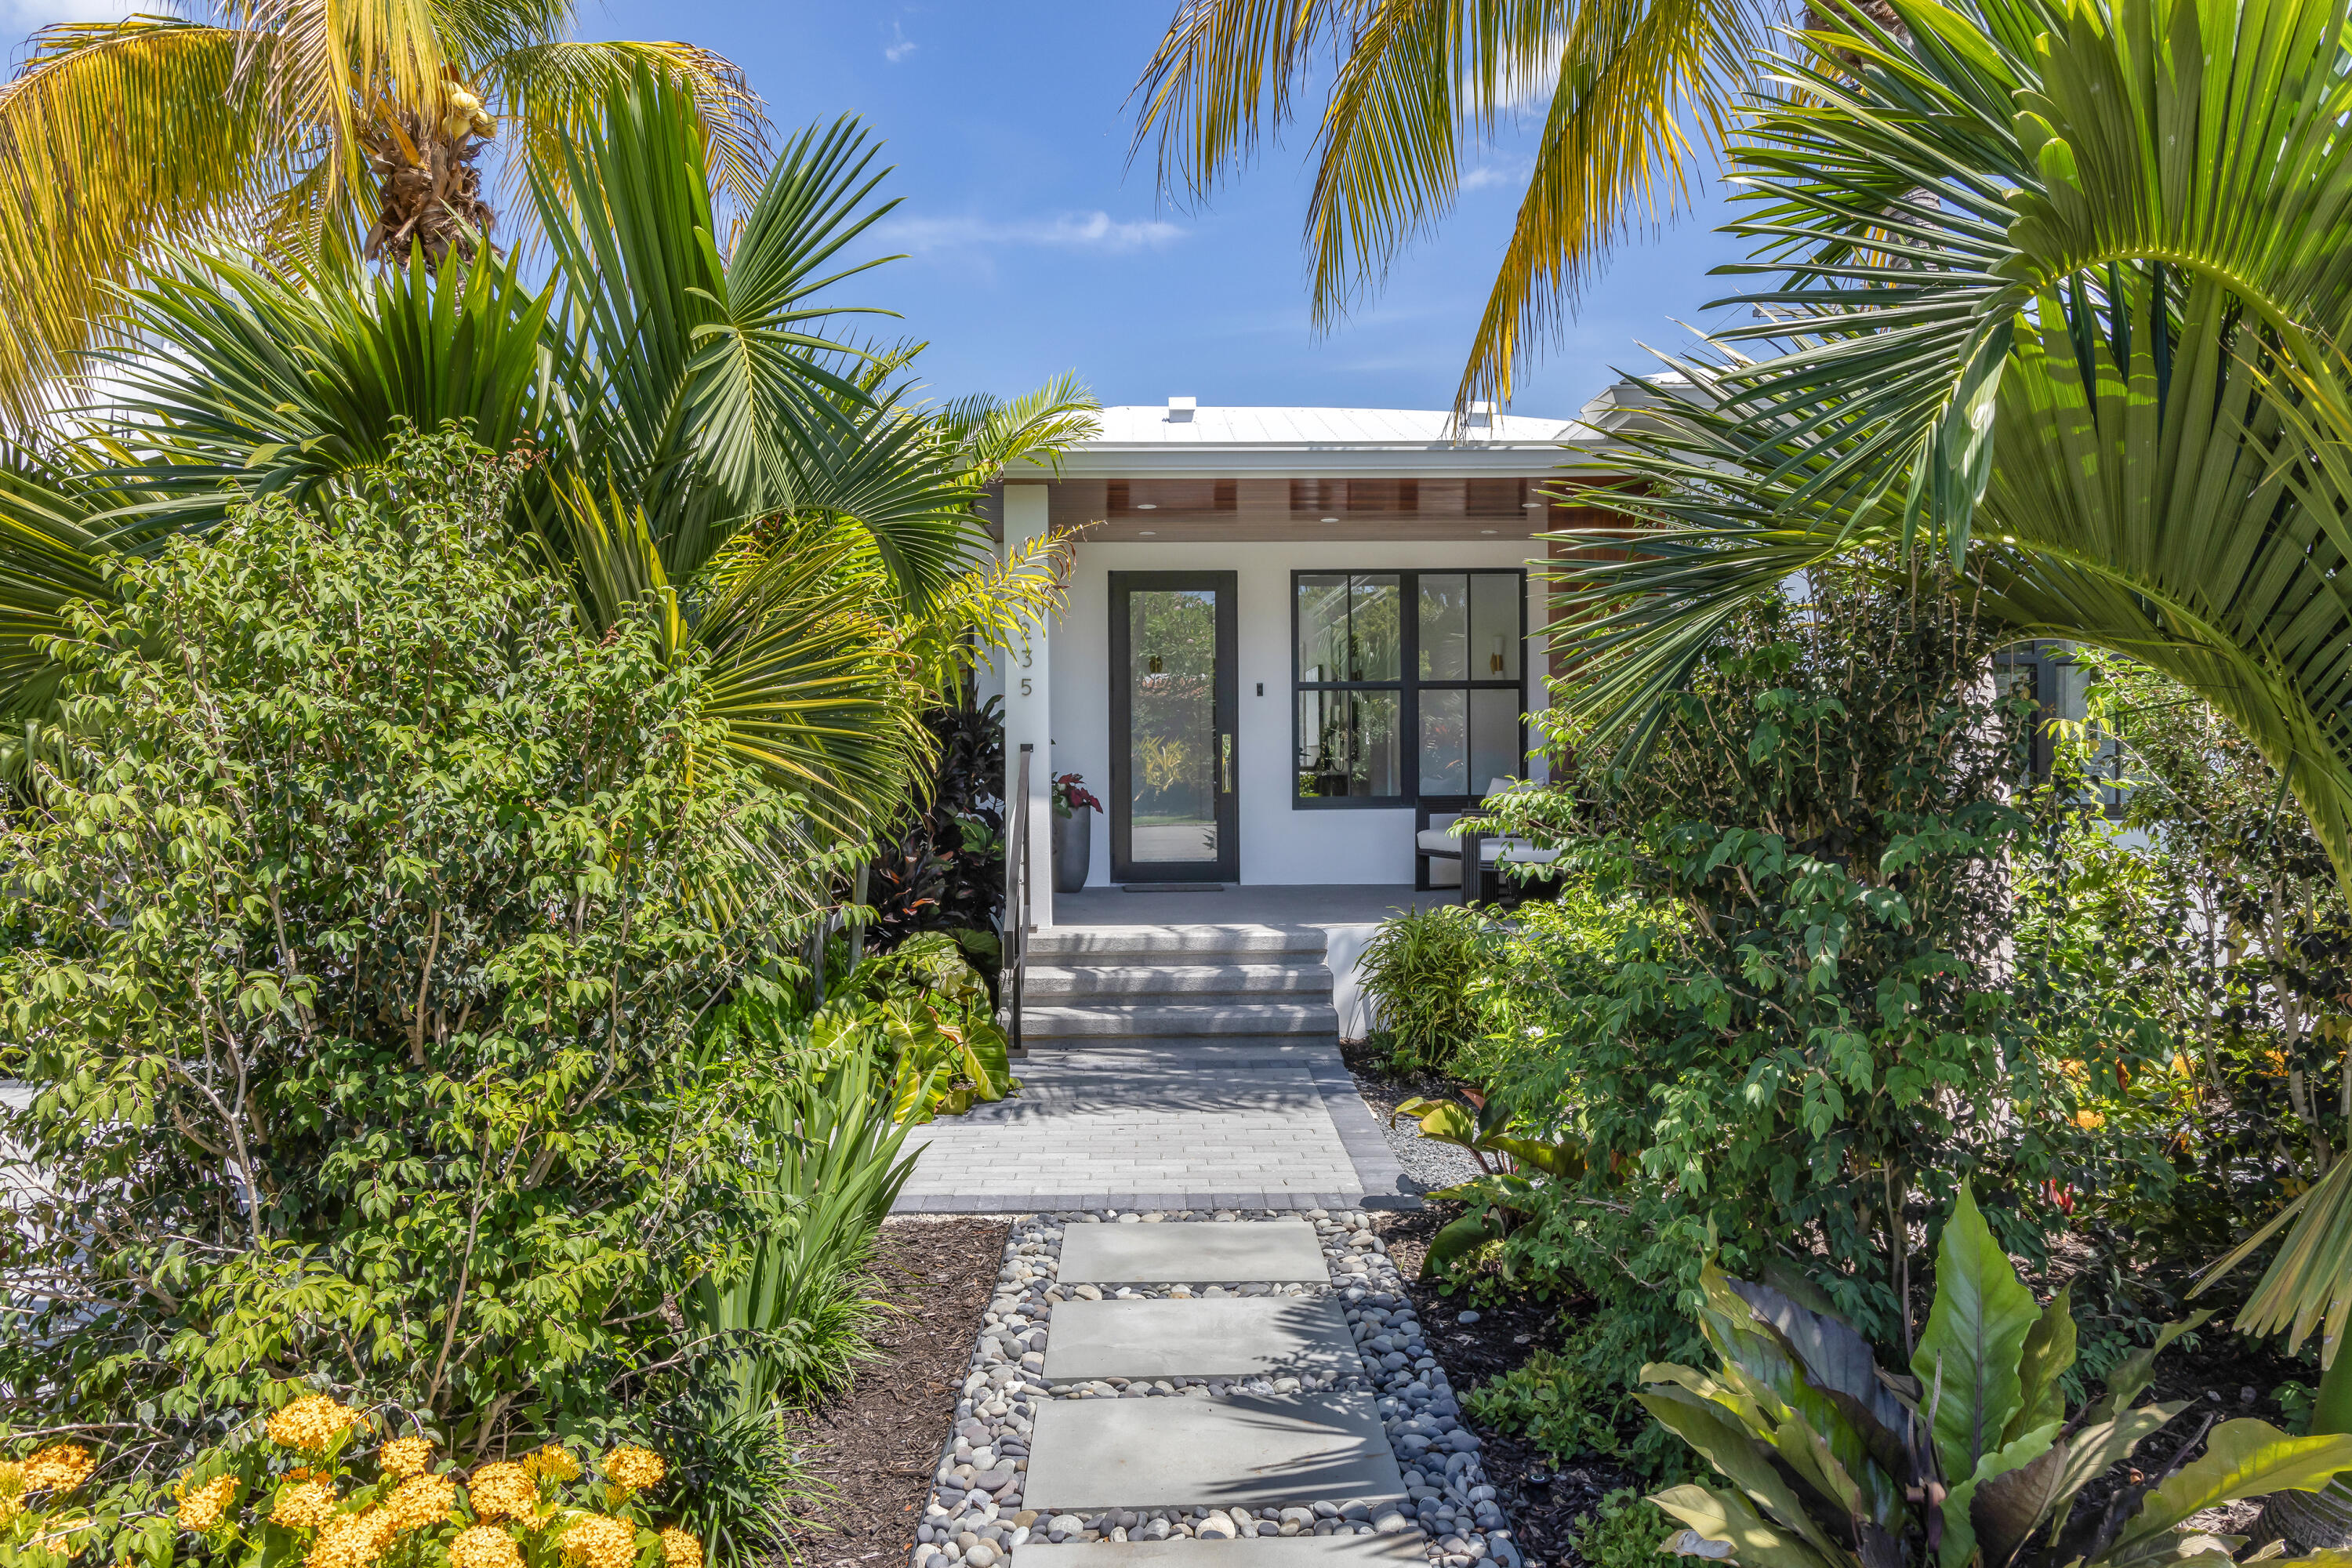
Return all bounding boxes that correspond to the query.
[1481,529,1497,535]
[1319,516,1338,523]
[1523,501,1544,508]
[1136,503,1158,510]
[1138,529,1156,535]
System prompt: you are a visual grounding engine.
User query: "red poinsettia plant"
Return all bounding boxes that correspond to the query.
[1052,772,1102,818]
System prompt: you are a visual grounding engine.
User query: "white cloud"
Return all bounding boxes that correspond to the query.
[873,210,1186,255]
[1461,160,1531,192]
[883,20,916,63]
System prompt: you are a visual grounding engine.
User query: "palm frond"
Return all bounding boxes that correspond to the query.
[0,18,295,430]
[935,372,1103,481]
[1129,0,1335,203]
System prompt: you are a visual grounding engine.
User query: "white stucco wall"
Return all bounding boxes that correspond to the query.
[1047,539,1551,886]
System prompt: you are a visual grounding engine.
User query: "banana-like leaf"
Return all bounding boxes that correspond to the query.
[2009,1287,2077,1445]
[1638,1385,1847,1562]
[1941,1422,2058,1568]
[1911,1185,2040,1486]
[1648,1479,1847,1568]
[2115,1420,2352,1545]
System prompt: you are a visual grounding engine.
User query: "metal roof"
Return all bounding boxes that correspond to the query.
[1011,399,1618,481]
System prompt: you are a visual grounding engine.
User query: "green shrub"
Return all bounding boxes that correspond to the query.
[0,427,840,1454]
[1466,575,2176,1398]
[1568,1489,1677,1568]
[1462,1348,1622,1465]
[1358,905,1497,1069]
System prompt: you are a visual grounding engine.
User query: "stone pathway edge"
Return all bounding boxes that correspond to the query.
[912,1209,1520,1568]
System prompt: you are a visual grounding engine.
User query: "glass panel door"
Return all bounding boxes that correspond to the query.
[1111,573,1238,881]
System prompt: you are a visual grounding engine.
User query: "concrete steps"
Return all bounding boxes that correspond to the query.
[1019,926,1338,1049]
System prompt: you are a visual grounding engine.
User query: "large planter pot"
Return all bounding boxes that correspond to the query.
[1053,808,1091,893]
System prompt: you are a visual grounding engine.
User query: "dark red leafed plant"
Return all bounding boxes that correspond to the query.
[1053,773,1102,815]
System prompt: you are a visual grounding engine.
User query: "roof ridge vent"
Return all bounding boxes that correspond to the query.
[1167,395,1196,423]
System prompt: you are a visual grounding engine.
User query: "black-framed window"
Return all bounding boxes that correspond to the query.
[1293,570,1526,807]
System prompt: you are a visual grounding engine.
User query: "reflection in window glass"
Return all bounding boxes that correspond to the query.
[1129,589,1219,862]
[1418,575,1468,679]
[1297,574,1350,682]
[1347,575,1402,681]
[1470,688,1521,789]
[1298,691,1403,798]
[1471,574,1521,681]
[1419,689,1466,794]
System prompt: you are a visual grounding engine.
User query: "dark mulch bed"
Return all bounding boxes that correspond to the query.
[791,1216,1006,1568]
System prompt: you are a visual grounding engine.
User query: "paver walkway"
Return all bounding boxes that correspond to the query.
[895,1045,1410,1211]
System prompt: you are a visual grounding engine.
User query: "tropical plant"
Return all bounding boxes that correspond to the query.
[683,1050,920,1410]
[1129,0,1759,412]
[1052,771,1103,818]
[866,694,1008,950]
[0,426,830,1451]
[0,0,771,427]
[820,935,1018,1122]
[1642,1186,2352,1568]
[1392,1089,1582,1279]
[1359,903,1497,1069]
[1534,0,2352,1450]
[0,72,1095,841]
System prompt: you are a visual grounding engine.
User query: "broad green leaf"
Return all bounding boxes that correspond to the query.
[2118,1420,2352,1544]
[1636,1387,1846,1562]
[2008,1286,2075,1444]
[1941,1421,2056,1568]
[2085,1316,2211,1425]
[1648,1483,1846,1568]
[1911,1185,2040,1483]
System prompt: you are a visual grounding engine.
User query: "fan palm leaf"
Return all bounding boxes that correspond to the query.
[1131,0,1755,413]
[1541,0,2352,1407]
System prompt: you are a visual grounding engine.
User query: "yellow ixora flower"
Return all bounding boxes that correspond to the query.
[175,1473,241,1533]
[659,1526,701,1568]
[379,1436,434,1481]
[560,1514,638,1568]
[522,1445,581,1483]
[272,1478,339,1530]
[466,1462,538,1523]
[383,1472,457,1532]
[449,1526,524,1568]
[304,1509,397,1568]
[267,1396,364,1454]
[21,1443,96,1494]
[601,1446,664,1495]
[2074,1109,2107,1131]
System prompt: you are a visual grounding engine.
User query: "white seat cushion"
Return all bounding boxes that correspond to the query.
[1416,827,1559,866]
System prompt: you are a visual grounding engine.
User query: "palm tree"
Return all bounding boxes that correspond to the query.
[0,0,771,429]
[1534,0,2352,1474]
[0,71,1098,840]
[1130,0,1758,413]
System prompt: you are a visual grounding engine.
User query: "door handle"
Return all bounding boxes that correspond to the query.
[1221,732,1233,793]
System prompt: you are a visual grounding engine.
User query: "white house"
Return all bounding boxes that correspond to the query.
[982,393,1639,924]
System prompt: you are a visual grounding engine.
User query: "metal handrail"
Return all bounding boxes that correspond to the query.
[1006,742,1033,1055]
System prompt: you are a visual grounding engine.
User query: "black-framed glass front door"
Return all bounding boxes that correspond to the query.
[1109,572,1239,882]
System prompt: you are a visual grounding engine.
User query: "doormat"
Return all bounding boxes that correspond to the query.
[1118,883,1229,892]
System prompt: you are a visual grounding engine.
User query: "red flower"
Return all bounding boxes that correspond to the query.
[1052,772,1102,813]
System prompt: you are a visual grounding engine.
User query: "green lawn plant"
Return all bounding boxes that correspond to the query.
[1642,1187,2352,1568]
[0,425,840,1466]
[1391,1091,1581,1279]
[1359,903,1497,1071]
[819,933,1017,1122]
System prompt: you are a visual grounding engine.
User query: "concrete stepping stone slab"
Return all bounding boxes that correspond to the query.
[1042,1297,1358,1381]
[1059,1221,1327,1284]
[1022,1392,1405,1512]
[1014,1535,1428,1567]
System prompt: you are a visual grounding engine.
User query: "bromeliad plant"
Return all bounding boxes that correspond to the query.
[1640,1187,2352,1568]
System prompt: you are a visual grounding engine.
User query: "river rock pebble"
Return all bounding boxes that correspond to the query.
[906,1208,1523,1568]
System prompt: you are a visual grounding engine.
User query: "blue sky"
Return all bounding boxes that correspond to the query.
[5,0,1755,421]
